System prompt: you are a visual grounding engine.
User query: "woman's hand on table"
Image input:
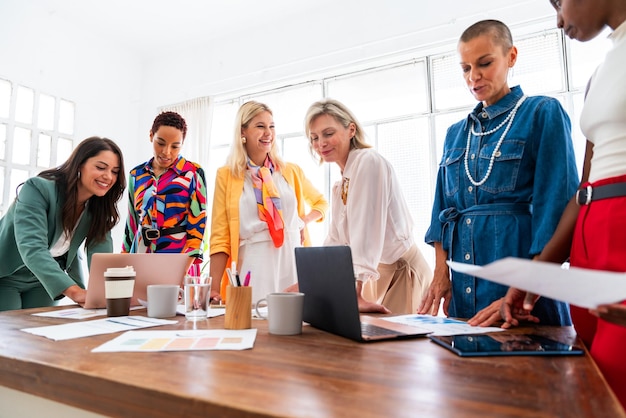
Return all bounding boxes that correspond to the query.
[417,270,451,316]
[499,288,541,329]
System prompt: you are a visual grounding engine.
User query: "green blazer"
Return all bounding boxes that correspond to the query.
[0,177,112,300]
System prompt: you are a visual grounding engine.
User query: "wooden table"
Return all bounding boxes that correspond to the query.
[0,306,623,418]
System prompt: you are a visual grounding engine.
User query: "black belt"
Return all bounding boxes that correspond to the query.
[576,182,626,205]
[141,225,186,241]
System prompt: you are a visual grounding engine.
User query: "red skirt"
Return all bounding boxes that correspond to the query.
[570,174,626,410]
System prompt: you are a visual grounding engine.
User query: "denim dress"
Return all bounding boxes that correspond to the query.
[425,86,579,324]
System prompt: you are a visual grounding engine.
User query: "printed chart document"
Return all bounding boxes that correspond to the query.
[448,257,626,309]
[21,316,177,341]
[33,307,108,319]
[92,329,257,352]
[382,315,503,336]
[33,306,143,320]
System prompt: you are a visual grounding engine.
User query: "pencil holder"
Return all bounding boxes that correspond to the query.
[224,286,252,329]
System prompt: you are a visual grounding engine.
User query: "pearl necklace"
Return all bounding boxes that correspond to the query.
[464,95,527,187]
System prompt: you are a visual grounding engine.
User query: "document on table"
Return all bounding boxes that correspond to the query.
[175,304,225,318]
[33,306,144,320]
[21,316,177,341]
[92,329,257,352]
[382,315,503,336]
[448,257,626,309]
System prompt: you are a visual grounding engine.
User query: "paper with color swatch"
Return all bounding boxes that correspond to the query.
[92,329,257,352]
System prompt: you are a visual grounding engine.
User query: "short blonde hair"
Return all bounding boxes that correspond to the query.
[226,100,285,178]
[304,98,371,164]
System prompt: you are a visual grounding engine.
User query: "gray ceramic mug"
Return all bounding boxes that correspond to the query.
[255,292,305,335]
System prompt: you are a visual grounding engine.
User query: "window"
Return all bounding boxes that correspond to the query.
[206,26,610,268]
[327,62,429,119]
[0,78,75,216]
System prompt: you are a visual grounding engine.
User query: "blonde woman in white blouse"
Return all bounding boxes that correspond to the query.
[304,98,432,314]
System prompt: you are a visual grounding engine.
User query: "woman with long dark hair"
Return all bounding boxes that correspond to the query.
[0,136,125,310]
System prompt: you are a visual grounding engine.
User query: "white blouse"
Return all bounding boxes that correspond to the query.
[581,20,626,183]
[49,206,85,258]
[324,148,414,282]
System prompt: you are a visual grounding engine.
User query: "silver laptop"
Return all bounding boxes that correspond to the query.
[295,246,431,342]
[84,253,191,309]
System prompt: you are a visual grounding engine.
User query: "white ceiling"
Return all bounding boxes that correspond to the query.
[3,0,558,61]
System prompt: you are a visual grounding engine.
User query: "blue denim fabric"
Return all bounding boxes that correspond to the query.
[425,86,579,324]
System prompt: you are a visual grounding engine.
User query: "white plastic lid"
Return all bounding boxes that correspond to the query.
[103,266,136,278]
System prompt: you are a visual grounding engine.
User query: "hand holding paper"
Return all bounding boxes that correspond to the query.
[447,257,626,309]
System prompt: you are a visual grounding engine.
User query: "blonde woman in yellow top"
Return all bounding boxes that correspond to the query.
[209,101,328,304]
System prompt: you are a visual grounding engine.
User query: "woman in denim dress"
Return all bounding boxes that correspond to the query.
[420,19,578,326]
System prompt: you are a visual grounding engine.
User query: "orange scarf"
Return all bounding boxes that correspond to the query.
[248,156,284,247]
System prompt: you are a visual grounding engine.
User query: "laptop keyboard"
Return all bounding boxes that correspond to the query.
[361,323,404,337]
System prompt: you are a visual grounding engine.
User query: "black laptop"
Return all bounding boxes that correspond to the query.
[295,246,431,342]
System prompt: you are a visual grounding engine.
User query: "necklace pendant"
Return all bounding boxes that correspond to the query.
[341,177,350,205]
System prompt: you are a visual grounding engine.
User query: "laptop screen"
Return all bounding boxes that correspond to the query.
[84,253,190,309]
[295,246,364,341]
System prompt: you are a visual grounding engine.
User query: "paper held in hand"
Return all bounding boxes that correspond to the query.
[447,257,626,309]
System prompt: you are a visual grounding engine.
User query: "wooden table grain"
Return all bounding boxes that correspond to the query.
[0,306,623,418]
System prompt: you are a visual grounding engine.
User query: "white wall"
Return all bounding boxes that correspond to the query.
[0,2,144,248]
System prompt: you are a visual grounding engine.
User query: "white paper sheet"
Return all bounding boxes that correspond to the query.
[382,314,503,336]
[175,304,226,318]
[92,329,257,352]
[33,306,143,320]
[21,316,177,341]
[448,257,626,309]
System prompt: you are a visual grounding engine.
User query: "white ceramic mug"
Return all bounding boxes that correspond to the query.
[147,284,181,318]
[255,292,304,335]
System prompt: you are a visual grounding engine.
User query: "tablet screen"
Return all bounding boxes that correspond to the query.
[429,334,584,357]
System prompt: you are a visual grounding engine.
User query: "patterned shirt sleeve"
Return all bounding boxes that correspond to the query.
[121,170,139,253]
[183,165,207,258]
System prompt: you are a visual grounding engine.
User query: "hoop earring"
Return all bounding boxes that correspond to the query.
[78,171,81,179]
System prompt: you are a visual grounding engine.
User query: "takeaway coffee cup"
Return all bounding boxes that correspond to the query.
[104,266,136,317]
[147,284,181,318]
[255,292,304,335]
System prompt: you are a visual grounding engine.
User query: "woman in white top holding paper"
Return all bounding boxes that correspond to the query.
[501,0,626,409]
[304,98,432,314]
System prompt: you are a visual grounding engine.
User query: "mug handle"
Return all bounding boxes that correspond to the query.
[255,298,268,319]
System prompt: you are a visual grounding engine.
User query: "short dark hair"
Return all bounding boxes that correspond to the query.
[151,111,187,140]
[38,137,125,246]
[459,19,513,52]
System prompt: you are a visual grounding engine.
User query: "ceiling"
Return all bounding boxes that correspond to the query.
[5,0,337,58]
[3,0,557,61]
